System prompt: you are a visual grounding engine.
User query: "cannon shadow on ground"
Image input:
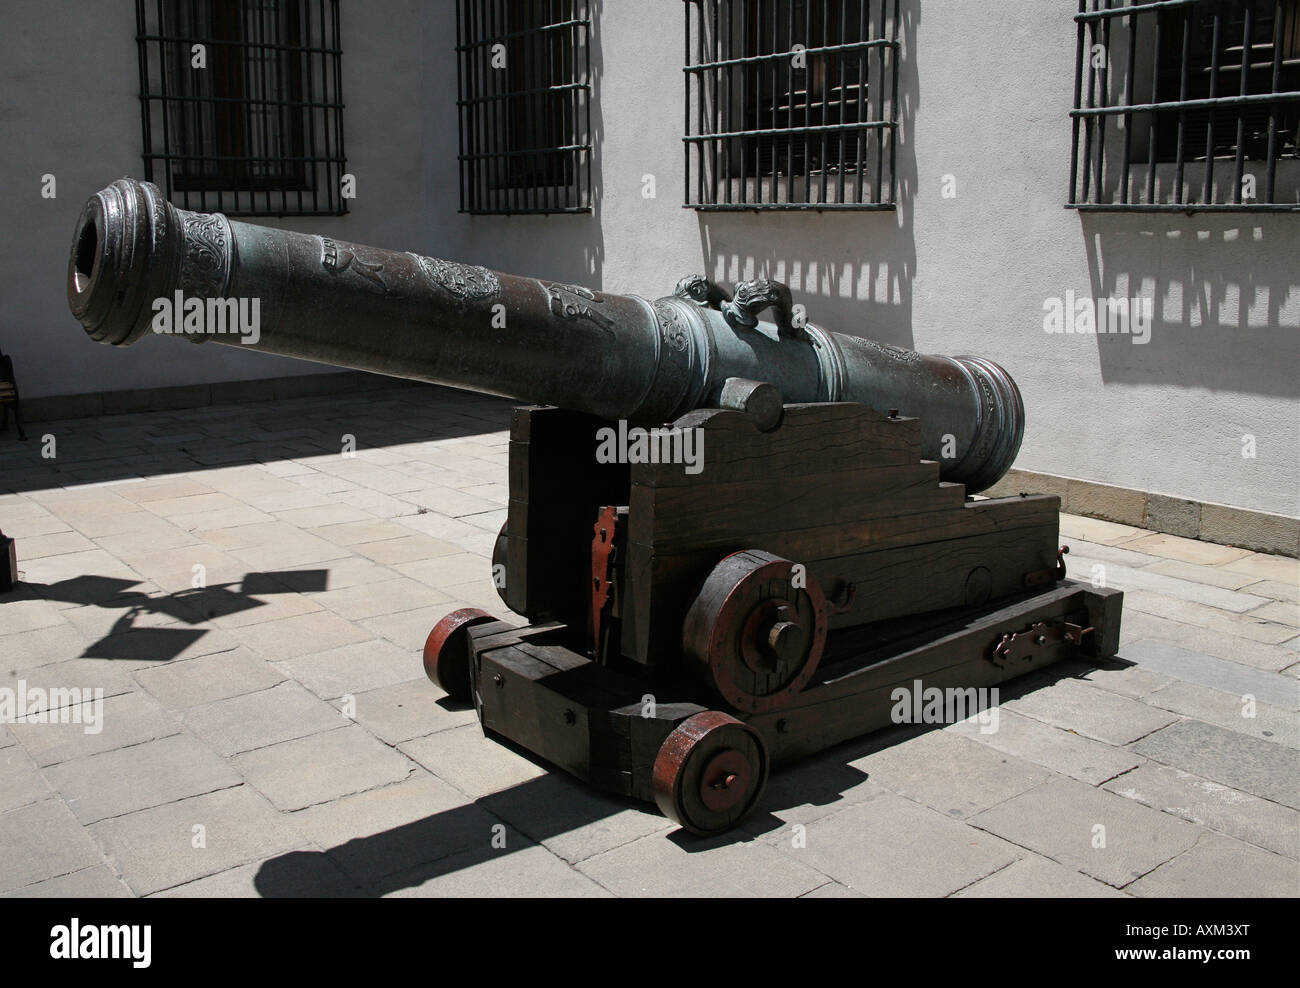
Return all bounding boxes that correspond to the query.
[252,654,1100,897]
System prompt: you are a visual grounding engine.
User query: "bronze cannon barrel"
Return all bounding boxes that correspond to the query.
[67,178,1023,492]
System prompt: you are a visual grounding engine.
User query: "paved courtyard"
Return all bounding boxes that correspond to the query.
[0,382,1296,897]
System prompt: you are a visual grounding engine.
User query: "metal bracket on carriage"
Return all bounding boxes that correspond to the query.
[989,616,1095,667]
[1023,545,1071,588]
[590,505,623,662]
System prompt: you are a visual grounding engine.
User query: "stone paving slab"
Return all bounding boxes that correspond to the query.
[388,842,613,898]
[91,785,306,895]
[577,829,828,898]
[768,791,1022,897]
[1102,764,1299,859]
[227,610,373,662]
[800,881,866,897]
[0,746,52,813]
[1003,678,1178,746]
[845,728,1051,820]
[1125,833,1300,898]
[2,385,1297,897]
[969,778,1204,888]
[232,724,413,811]
[1125,533,1253,566]
[1142,680,1299,748]
[276,638,426,701]
[1,866,134,898]
[45,735,243,825]
[133,646,286,709]
[946,709,1144,786]
[477,772,677,865]
[953,854,1130,897]
[399,724,549,800]
[1068,554,1270,612]
[181,682,344,756]
[1120,640,1300,708]
[0,799,108,892]
[1125,590,1296,644]
[291,774,497,883]
[333,679,473,745]
[1131,720,1300,809]
[1120,610,1298,672]
[11,690,181,767]
[1063,656,1175,699]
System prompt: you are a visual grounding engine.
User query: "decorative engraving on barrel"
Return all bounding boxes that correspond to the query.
[653,299,691,353]
[543,281,616,337]
[321,237,387,293]
[412,254,500,302]
[861,339,923,365]
[179,212,230,298]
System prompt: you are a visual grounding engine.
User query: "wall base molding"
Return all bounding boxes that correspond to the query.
[985,469,1299,558]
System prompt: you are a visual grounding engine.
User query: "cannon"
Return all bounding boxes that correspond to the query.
[69,179,1122,835]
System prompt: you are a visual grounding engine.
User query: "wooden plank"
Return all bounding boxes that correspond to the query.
[629,462,965,553]
[813,523,1061,627]
[634,403,921,487]
[633,493,1060,565]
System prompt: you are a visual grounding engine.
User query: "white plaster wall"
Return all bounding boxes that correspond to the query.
[0,0,430,398]
[2,1,1295,517]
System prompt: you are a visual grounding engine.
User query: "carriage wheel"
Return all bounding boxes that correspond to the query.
[652,711,769,835]
[423,607,495,702]
[682,550,828,714]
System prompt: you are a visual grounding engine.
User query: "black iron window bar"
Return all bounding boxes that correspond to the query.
[136,0,346,217]
[456,0,593,215]
[684,0,899,210]
[1069,0,1300,212]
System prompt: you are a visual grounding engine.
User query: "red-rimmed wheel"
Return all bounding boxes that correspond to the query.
[423,607,494,702]
[652,710,769,836]
[682,550,828,714]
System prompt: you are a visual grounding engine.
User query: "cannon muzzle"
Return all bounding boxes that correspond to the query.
[69,178,1023,492]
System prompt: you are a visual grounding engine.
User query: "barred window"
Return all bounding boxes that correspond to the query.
[1069,0,1300,211]
[684,0,899,210]
[456,0,593,215]
[136,0,347,216]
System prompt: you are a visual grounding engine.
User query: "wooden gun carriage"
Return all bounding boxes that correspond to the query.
[426,397,1120,835]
